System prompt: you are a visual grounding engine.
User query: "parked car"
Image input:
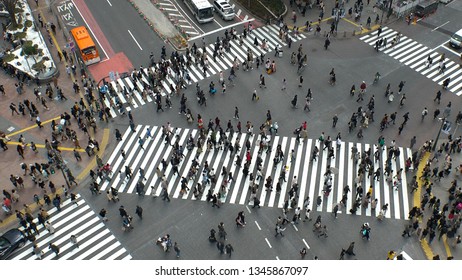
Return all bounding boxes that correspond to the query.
[0,229,26,259]
[414,0,438,18]
[213,0,235,21]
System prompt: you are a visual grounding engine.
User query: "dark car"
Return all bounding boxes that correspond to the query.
[0,229,26,259]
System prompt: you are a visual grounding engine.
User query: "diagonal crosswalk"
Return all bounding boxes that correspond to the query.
[8,195,132,260]
[99,125,412,220]
[101,24,306,118]
[359,27,462,96]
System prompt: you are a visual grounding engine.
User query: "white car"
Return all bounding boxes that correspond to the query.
[213,0,235,21]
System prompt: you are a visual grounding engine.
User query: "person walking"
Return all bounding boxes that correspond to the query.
[70,193,78,206]
[275,224,285,237]
[135,205,143,219]
[251,88,259,101]
[300,247,307,258]
[17,144,25,159]
[70,234,79,248]
[421,107,428,121]
[332,114,338,127]
[345,242,356,256]
[217,241,225,254]
[138,137,145,150]
[48,243,60,257]
[234,107,239,119]
[45,221,55,234]
[33,244,44,259]
[225,244,234,257]
[115,129,123,141]
[174,242,181,258]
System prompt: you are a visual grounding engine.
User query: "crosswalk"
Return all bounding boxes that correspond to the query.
[8,195,132,260]
[102,24,306,118]
[100,125,412,220]
[359,26,462,96]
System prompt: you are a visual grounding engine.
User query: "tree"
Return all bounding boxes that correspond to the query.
[1,0,18,28]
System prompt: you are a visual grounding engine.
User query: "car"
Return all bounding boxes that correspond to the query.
[449,29,462,49]
[213,0,235,21]
[0,229,26,260]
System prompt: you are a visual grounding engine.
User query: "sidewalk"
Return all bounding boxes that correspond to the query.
[0,0,107,230]
[281,0,399,38]
[418,147,462,260]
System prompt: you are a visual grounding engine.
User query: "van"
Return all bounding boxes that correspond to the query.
[213,0,235,21]
[414,0,438,18]
[449,29,462,49]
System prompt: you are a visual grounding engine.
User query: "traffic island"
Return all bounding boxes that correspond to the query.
[128,0,188,50]
[0,0,58,83]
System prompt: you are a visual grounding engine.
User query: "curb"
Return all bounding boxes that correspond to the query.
[128,0,188,51]
[414,151,433,259]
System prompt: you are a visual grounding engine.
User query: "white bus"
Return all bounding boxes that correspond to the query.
[183,0,214,23]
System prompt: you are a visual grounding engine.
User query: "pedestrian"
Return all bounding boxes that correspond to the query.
[115,129,123,141]
[99,208,108,222]
[300,247,307,258]
[225,244,234,257]
[281,78,287,91]
[33,244,44,259]
[217,241,225,254]
[333,203,339,218]
[318,225,328,238]
[174,242,181,258]
[275,224,285,237]
[138,137,145,150]
[421,107,428,122]
[70,234,79,248]
[70,193,78,206]
[345,242,356,256]
[48,243,60,257]
[135,205,143,219]
[332,114,338,127]
[17,144,25,159]
[73,149,81,161]
[251,88,258,101]
[234,106,239,119]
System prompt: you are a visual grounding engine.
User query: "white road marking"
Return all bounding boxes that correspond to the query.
[171,0,205,34]
[275,256,279,260]
[432,21,450,32]
[188,18,255,41]
[254,221,261,230]
[70,0,110,59]
[442,45,462,56]
[265,238,272,248]
[302,238,310,249]
[214,19,223,28]
[292,224,298,231]
[106,0,112,6]
[128,30,143,50]
[246,205,251,213]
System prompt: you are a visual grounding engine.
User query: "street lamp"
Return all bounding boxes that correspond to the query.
[432,105,451,151]
[432,117,447,151]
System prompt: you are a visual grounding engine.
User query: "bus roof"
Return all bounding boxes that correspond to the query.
[70,26,95,50]
[191,0,213,9]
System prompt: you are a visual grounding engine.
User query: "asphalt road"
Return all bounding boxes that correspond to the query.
[48,0,462,260]
[72,0,171,68]
[80,186,419,260]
